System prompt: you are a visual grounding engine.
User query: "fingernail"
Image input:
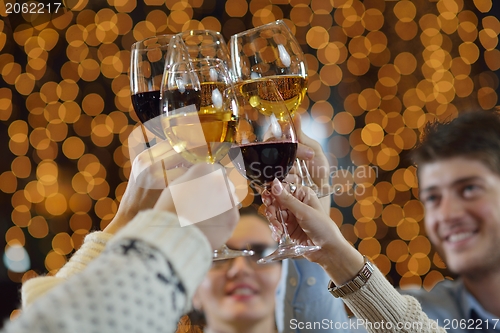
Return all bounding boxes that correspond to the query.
[265,210,273,220]
[304,147,314,159]
[262,197,271,206]
[272,179,283,195]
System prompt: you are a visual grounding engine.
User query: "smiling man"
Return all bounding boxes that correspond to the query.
[403,110,500,332]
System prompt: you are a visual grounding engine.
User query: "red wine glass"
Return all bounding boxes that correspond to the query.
[229,79,320,263]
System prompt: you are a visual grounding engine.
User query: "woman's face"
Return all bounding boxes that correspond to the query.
[194,214,281,327]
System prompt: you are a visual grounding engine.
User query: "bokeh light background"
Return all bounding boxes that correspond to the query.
[1,0,499,322]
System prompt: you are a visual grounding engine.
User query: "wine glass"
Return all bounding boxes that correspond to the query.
[230,20,332,197]
[229,79,321,263]
[173,30,232,68]
[160,57,253,260]
[130,34,173,140]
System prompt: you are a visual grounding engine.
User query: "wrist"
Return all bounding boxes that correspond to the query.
[318,244,365,286]
[327,255,374,298]
[103,212,131,234]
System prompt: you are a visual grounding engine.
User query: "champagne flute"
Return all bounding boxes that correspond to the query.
[229,79,321,263]
[230,20,333,197]
[160,57,253,260]
[130,34,173,140]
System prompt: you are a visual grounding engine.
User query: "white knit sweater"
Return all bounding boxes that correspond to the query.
[4,209,212,333]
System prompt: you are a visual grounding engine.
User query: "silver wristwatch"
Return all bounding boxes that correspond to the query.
[327,256,374,298]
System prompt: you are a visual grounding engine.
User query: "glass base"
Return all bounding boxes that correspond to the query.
[213,245,254,261]
[257,244,320,264]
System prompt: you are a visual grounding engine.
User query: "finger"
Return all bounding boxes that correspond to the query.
[296,142,315,160]
[283,173,300,185]
[293,114,322,152]
[264,206,283,237]
[269,179,317,221]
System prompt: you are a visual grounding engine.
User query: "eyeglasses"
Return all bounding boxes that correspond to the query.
[210,244,280,270]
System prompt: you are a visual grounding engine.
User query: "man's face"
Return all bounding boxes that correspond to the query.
[419,157,500,276]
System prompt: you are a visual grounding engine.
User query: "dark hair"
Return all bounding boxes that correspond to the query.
[411,110,500,175]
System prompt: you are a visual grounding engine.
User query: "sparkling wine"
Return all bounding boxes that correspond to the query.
[131,90,164,138]
[229,141,297,187]
[237,75,307,116]
[162,81,236,163]
[163,112,237,164]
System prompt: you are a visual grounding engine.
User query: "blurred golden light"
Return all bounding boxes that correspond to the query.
[473,0,492,13]
[82,93,105,116]
[386,239,409,263]
[52,233,74,255]
[394,0,416,23]
[423,270,444,291]
[458,21,478,43]
[409,235,431,256]
[11,157,31,179]
[361,123,384,146]
[3,62,22,85]
[5,226,25,246]
[44,250,67,273]
[36,161,58,185]
[95,197,118,220]
[408,253,431,276]
[477,87,498,110]
[311,100,333,123]
[333,112,355,135]
[45,193,68,216]
[397,218,420,240]
[395,20,418,41]
[306,26,329,49]
[358,237,381,258]
[419,14,440,34]
[28,216,49,239]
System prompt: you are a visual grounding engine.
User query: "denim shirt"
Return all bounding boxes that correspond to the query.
[402,279,500,333]
[276,258,351,333]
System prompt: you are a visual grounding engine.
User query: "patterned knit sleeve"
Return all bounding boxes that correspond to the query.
[5,210,212,333]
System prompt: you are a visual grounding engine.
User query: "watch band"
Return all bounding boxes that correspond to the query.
[327,256,374,298]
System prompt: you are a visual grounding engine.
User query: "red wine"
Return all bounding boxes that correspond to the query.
[131,90,164,138]
[230,141,297,187]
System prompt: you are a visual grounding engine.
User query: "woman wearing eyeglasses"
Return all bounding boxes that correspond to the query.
[182,207,282,333]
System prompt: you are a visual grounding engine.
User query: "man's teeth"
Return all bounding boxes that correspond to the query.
[448,232,474,243]
[232,288,254,295]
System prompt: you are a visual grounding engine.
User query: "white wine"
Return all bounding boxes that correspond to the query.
[162,81,229,115]
[237,75,307,117]
[163,112,237,164]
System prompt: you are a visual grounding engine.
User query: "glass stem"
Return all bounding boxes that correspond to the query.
[276,200,294,246]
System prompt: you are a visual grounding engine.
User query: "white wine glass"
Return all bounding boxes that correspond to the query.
[160,56,253,260]
[230,20,333,198]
